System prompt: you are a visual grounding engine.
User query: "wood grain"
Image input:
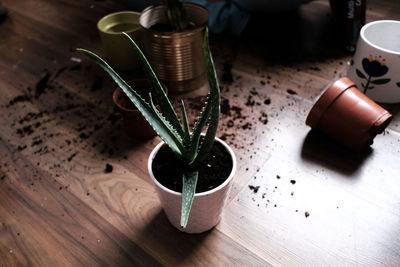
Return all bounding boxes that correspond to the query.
[0,0,399,266]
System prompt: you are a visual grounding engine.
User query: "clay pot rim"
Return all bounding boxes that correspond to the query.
[306,77,356,129]
[113,78,168,112]
[147,136,237,198]
[370,111,392,135]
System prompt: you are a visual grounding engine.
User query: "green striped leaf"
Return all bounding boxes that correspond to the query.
[77,48,184,156]
[180,100,190,147]
[190,28,220,166]
[181,170,198,228]
[122,33,184,139]
[165,0,188,31]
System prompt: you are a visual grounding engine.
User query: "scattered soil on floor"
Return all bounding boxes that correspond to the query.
[104,163,113,173]
[258,112,268,125]
[221,98,231,115]
[248,185,260,193]
[8,95,31,107]
[245,95,255,107]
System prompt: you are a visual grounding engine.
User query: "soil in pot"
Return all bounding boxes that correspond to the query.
[149,22,197,32]
[152,140,233,193]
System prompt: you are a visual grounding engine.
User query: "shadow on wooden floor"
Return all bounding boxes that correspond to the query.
[300,130,372,176]
[118,211,212,266]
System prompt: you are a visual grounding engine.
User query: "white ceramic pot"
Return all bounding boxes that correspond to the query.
[147,137,236,234]
[347,20,400,103]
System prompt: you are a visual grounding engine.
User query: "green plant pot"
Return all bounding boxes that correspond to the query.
[97,11,143,70]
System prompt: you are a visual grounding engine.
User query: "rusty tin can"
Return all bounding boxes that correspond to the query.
[139,3,209,93]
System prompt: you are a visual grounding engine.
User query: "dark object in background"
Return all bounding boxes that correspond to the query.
[330,0,366,52]
[0,1,6,21]
[306,77,392,152]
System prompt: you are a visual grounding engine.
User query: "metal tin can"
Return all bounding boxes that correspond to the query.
[139,3,209,93]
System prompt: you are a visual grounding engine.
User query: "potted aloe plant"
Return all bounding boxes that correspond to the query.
[77,29,236,233]
[139,0,209,93]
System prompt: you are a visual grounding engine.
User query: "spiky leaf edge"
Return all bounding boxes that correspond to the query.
[180,100,191,148]
[122,32,185,139]
[180,170,198,228]
[77,48,185,156]
[190,28,220,166]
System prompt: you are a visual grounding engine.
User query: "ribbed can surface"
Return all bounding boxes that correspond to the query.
[139,3,209,93]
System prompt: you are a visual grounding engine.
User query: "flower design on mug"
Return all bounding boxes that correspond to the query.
[356,56,391,94]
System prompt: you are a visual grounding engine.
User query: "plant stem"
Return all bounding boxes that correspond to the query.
[363,75,371,94]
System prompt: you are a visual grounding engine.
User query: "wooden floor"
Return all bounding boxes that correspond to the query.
[1,0,400,265]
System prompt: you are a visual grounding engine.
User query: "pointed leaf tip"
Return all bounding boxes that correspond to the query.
[180,171,198,228]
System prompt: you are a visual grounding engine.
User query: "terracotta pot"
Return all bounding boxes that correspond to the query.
[147,137,236,234]
[306,77,392,152]
[113,79,167,140]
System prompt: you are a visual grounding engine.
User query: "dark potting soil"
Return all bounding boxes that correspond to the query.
[152,140,233,193]
[149,22,196,32]
[150,23,173,32]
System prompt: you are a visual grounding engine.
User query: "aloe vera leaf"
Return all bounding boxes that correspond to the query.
[188,95,211,162]
[147,93,186,150]
[77,48,184,155]
[165,0,188,31]
[180,100,190,147]
[190,28,220,166]
[122,33,184,138]
[180,170,198,228]
[188,31,216,162]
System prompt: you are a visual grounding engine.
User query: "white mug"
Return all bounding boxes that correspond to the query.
[347,20,400,103]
